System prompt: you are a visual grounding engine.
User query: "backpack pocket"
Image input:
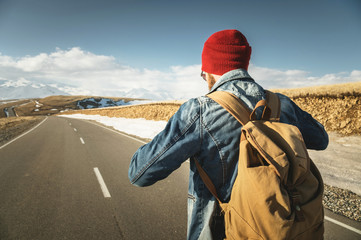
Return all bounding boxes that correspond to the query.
[222,204,263,240]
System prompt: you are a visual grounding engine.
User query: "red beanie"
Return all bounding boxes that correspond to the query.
[202,29,252,75]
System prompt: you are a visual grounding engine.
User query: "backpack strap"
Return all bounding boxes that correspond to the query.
[196,91,251,203]
[248,91,281,121]
[207,91,251,126]
[265,90,281,121]
[207,90,281,124]
[194,158,222,204]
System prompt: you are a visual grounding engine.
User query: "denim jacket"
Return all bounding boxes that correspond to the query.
[128,69,329,240]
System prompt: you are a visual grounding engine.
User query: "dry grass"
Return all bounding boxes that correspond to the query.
[2,81,360,136]
[272,81,361,98]
[0,116,44,145]
[60,101,184,121]
[271,82,361,135]
[59,81,361,135]
[0,116,41,130]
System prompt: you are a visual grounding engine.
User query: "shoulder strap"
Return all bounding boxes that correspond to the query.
[265,90,281,121]
[208,90,281,123]
[207,91,251,126]
[196,91,250,203]
[194,158,222,203]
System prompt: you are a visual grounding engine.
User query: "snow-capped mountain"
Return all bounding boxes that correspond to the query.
[0,78,88,100]
[124,88,173,100]
[0,78,174,100]
[0,79,65,100]
[77,98,127,109]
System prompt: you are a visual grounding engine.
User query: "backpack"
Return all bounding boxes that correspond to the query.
[195,90,324,240]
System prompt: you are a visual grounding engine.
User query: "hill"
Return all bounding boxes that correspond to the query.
[60,81,361,136]
[0,95,144,118]
[272,81,361,135]
[2,81,361,136]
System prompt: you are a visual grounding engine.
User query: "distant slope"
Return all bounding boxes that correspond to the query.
[61,81,361,136]
[271,81,361,98]
[0,80,68,99]
[0,95,144,118]
[0,78,90,100]
[0,79,173,100]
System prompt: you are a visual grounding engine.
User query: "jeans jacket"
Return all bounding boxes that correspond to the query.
[128,69,329,240]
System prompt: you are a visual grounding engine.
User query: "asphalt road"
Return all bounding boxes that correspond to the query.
[3,107,16,117]
[0,116,360,239]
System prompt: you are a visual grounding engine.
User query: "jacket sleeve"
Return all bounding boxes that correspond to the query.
[128,98,201,187]
[278,93,329,150]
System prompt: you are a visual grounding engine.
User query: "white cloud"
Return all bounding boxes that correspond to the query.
[0,48,360,100]
[248,64,361,89]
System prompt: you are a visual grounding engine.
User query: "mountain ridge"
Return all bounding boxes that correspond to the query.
[0,78,173,100]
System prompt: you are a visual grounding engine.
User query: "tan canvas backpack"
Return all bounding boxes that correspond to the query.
[195,90,324,240]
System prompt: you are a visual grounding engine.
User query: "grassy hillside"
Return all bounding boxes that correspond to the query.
[60,81,361,136]
[271,81,361,135]
[60,101,183,121]
[272,81,361,98]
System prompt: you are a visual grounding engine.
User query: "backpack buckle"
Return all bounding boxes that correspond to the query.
[287,185,305,222]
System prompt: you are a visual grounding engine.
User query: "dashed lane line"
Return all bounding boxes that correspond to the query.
[0,117,48,150]
[80,137,85,144]
[93,167,111,198]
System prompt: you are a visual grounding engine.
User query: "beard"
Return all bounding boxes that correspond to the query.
[206,73,217,90]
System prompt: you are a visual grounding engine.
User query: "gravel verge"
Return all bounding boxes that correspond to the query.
[324,184,360,222]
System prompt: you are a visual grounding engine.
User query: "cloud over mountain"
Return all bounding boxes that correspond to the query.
[0,47,360,100]
[0,78,91,100]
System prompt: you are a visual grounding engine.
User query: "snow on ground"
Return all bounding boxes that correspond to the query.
[35,100,43,108]
[60,114,361,195]
[77,98,155,109]
[60,114,167,140]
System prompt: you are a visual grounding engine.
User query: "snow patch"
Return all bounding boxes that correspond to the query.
[60,114,167,140]
[76,98,155,109]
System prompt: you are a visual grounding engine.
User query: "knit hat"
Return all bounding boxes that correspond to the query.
[202,29,252,75]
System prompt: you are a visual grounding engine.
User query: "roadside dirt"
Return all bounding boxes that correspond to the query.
[0,117,44,146]
[293,95,361,136]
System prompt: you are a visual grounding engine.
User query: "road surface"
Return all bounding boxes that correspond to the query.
[0,116,360,239]
[3,107,16,117]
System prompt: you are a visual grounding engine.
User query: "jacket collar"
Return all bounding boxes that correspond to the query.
[208,69,254,94]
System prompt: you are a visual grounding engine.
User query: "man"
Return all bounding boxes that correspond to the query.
[128,29,328,240]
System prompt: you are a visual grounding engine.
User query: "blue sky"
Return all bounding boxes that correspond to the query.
[0,0,360,99]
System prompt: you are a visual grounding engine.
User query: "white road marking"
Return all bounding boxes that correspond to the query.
[69,123,72,126]
[74,128,77,132]
[93,167,111,198]
[325,216,361,235]
[0,117,48,150]
[80,137,85,144]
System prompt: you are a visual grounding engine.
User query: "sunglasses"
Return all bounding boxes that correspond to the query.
[200,71,206,81]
